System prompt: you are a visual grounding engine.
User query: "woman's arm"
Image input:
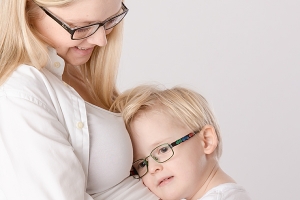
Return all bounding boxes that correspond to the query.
[0,95,92,200]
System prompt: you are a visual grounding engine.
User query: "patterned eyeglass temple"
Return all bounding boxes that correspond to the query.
[170,130,199,147]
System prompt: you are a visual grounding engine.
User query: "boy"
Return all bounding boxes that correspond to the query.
[112,85,251,200]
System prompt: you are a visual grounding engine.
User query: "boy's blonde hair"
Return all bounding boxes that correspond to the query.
[0,0,123,109]
[112,85,222,158]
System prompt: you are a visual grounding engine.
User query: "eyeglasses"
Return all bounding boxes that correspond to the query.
[38,2,128,40]
[131,130,200,179]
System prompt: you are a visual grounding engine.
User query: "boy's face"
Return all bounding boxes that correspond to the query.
[129,109,215,200]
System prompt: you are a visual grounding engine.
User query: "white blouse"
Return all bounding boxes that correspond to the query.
[86,101,133,194]
[0,48,91,200]
[85,102,157,200]
[0,48,158,200]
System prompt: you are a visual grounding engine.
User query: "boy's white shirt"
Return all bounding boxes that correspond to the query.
[197,183,251,200]
[180,183,251,200]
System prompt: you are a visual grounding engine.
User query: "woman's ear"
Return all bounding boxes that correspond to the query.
[199,125,218,155]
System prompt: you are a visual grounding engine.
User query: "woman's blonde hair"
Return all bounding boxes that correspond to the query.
[111,85,222,158]
[0,0,123,109]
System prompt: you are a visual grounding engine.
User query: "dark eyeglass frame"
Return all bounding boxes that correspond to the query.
[38,2,128,40]
[130,130,200,179]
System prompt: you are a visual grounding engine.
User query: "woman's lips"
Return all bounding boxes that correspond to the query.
[73,46,94,56]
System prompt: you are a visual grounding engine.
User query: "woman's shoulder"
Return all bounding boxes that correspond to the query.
[3,63,46,85]
[1,47,65,98]
[0,64,61,111]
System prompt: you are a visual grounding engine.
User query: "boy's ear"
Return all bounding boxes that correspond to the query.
[199,125,218,155]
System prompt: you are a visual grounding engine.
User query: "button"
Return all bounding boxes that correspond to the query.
[53,62,61,68]
[76,122,84,129]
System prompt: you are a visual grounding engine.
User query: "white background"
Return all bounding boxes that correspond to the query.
[117,0,300,199]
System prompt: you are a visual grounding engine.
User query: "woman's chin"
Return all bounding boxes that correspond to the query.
[65,58,90,67]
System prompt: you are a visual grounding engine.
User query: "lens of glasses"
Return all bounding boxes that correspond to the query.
[73,24,100,40]
[72,12,127,40]
[132,159,148,178]
[151,143,174,163]
[104,12,127,30]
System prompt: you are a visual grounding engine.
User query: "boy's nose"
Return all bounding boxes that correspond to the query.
[86,26,107,47]
[148,159,163,174]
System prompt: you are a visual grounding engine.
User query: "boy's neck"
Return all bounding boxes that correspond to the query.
[191,163,236,200]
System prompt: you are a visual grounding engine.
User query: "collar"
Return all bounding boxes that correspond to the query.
[45,47,65,80]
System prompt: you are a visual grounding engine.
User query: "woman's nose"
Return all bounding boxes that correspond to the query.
[86,26,107,46]
[148,158,163,174]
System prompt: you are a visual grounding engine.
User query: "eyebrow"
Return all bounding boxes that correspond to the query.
[150,140,169,149]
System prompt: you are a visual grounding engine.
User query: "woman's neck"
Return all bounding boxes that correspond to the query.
[62,64,104,108]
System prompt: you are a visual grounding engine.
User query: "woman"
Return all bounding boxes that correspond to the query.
[0,0,158,199]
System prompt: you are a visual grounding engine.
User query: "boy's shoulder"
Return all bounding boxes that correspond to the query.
[198,183,251,200]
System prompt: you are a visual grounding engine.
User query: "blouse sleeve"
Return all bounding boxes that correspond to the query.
[0,95,93,200]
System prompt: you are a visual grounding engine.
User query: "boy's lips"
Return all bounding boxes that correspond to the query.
[157,176,174,187]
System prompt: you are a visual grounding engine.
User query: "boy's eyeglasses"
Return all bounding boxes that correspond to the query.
[38,2,128,40]
[131,130,200,179]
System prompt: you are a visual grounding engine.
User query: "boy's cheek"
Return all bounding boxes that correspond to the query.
[142,177,154,191]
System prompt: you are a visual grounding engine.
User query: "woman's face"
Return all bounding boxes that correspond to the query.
[33,0,122,66]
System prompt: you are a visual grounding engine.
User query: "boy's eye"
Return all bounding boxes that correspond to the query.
[138,160,147,169]
[158,146,170,154]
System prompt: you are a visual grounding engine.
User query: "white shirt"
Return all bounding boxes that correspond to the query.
[198,183,251,200]
[85,101,133,194]
[0,48,92,200]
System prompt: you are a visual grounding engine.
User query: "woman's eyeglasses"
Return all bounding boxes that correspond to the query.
[38,2,128,40]
[131,130,200,179]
